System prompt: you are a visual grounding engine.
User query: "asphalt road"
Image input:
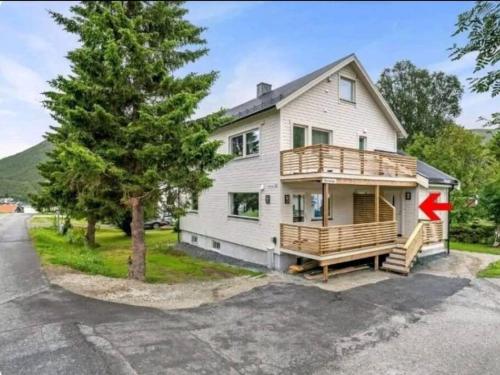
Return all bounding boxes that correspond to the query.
[1,213,500,374]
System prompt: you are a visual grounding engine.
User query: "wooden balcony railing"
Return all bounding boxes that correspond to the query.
[280,144,417,178]
[422,220,444,243]
[280,221,397,256]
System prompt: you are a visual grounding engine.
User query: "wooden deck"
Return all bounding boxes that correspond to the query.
[280,144,417,179]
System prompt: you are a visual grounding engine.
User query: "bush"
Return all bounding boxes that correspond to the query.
[450,221,496,244]
[66,227,86,246]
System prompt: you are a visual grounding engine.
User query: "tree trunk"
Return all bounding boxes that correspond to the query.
[86,216,97,247]
[129,197,146,281]
[494,224,500,248]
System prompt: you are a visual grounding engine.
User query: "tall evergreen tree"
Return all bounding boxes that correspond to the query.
[48,1,231,280]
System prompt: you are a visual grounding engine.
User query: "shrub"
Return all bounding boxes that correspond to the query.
[66,227,86,246]
[450,221,496,244]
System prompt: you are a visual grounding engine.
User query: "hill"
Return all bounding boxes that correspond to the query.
[470,128,498,142]
[0,141,52,202]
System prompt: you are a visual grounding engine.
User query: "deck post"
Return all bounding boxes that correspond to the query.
[374,255,379,270]
[374,185,380,222]
[322,182,329,228]
[323,265,329,283]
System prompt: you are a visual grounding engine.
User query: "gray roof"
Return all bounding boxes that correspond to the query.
[417,160,458,186]
[226,54,355,122]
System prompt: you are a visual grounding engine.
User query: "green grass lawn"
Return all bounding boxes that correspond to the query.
[451,241,500,278]
[29,216,260,283]
[450,241,500,256]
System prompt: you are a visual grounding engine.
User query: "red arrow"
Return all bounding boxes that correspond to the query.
[419,192,453,221]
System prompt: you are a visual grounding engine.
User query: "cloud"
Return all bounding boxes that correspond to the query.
[0,56,48,107]
[427,53,477,75]
[0,108,16,117]
[186,1,264,23]
[196,46,298,117]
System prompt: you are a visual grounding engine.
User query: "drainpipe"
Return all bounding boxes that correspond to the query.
[447,185,455,256]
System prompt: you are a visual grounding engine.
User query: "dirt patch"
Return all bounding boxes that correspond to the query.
[44,265,281,310]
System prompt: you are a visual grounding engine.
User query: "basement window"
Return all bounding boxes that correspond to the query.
[212,240,221,250]
[191,235,198,244]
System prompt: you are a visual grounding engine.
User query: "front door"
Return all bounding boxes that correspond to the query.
[292,194,305,222]
[391,192,403,236]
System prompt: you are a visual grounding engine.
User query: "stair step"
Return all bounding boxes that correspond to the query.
[389,253,406,261]
[392,248,406,255]
[382,262,409,274]
[385,258,406,267]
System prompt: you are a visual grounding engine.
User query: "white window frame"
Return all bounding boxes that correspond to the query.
[311,127,332,146]
[339,75,356,104]
[228,192,260,221]
[292,124,333,149]
[229,128,260,159]
[359,135,367,151]
[310,193,333,221]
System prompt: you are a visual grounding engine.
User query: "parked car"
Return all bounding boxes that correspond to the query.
[144,215,173,230]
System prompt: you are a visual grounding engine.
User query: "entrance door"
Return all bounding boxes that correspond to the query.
[391,192,403,236]
[292,194,305,222]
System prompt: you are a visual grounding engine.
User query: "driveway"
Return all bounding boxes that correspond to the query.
[1,214,500,374]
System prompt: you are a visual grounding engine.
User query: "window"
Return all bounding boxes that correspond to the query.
[293,126,306,148]
[190,192,199,211]
[212,240,221,250]
[229,193,259,219]
[230,134,244,157]
[311,194,332,220]
[245,129,260,155]
[230,129,260,157]
[191,235,198,243]
[340,77,355,102]
[359,136,367,151]
[312,129,330,145]
[292,194,304,223]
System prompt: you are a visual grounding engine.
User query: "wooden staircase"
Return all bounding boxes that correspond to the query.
[382,244,414,274]
[382,222,425,275]
[382,220,444,275]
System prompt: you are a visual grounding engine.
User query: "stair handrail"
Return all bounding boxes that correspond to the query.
[379,196,396,221]
[403,222,425,268]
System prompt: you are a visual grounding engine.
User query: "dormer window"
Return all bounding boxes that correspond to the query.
[340,76,355,103]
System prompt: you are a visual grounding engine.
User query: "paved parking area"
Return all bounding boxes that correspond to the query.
[2,214,500,374]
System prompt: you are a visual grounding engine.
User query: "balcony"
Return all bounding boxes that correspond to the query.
[280,145,417,181]
[280,221,398,257]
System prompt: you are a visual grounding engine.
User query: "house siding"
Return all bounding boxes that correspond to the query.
[280,64,398,152]
[180,110,285,267]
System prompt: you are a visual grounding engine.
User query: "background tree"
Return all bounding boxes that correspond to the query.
[406,124,495,223]
[377,60,463,147]
[50,2,231,281]
[450,1,499,98]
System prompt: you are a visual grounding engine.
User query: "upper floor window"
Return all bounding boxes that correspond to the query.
[312,129,330,145]
[340,77,355,103]
[359,136,367,151]
[230,129,260,157]
[293,126,306,148]
[190,192,199,211]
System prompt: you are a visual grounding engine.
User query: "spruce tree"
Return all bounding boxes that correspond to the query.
[47,1,231,280]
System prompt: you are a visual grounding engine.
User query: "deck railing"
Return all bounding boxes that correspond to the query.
[280,221,397,256]
[280,144,417,178]
[422,220,443,243]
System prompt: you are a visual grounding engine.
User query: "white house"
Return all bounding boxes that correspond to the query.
[180,54,458,282]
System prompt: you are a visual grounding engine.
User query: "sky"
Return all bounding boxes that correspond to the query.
[0,1,498,158]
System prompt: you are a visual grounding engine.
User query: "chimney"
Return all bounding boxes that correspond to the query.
[257,82,272,97]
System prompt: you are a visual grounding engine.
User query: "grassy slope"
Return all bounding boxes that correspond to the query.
[29,216,259,283]
[0,141,52,201]
[451,241,500,278]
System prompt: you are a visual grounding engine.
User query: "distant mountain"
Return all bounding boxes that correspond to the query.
[470,128,498,142]
[0,141,53,202]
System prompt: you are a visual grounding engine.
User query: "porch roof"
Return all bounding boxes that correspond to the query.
[416,160,459,186]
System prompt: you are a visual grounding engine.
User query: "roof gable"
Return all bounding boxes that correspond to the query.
[225,53,407,138]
